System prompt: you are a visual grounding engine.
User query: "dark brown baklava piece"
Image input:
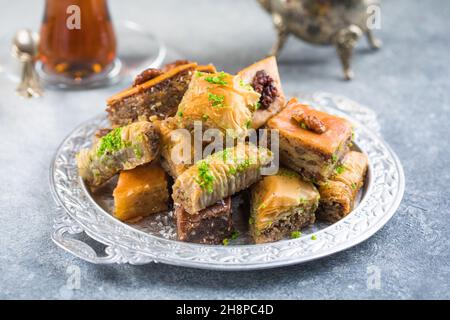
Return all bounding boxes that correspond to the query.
[175,197,233,245]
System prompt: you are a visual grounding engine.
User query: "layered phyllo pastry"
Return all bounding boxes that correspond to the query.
[175,197,233,245]
[267,98,353,183]
[317,151,368,223]
[113,163,169,222]
[106,61,216,127]
[250,168,319,244]
[175,71,260,138]
[172,143,273,214]
[237,56,286,128]
[157,117,194,179]
[76,121,160,188]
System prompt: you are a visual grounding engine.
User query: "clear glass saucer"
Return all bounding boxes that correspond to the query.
[0,20,166,89]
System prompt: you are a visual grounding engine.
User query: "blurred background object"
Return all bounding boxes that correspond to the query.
[11,29,42,98]
[38,0,117,86]
[257,0,382,80]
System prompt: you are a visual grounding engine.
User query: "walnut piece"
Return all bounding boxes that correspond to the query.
[133,68,163,86]
[292,110,327,134]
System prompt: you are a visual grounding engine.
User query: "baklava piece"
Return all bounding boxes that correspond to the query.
[76,121,160,188]
[317,151,368,223]
[113,163,169,222]
[250,168,319,244]
[158,117,194,178]
[176,71,260,138]
[175,197,233,245]
[106,62,217,127]
[267,98,353,183]
[237,56,286,128]
[172,143,273,214]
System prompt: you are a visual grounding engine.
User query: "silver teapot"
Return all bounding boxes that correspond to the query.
[257,0,382,80]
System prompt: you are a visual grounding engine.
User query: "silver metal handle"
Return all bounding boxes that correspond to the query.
[52,209,155,265]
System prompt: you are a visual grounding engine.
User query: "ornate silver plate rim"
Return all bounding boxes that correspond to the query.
[49,92,405,270]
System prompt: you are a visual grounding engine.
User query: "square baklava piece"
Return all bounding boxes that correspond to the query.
[267,98,353,183]
[113,163,169,222]
[317,151,368,223]
[250,168,319,244]
[175,197,233,245]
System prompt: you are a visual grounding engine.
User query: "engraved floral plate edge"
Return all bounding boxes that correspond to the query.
[49,92,405,270]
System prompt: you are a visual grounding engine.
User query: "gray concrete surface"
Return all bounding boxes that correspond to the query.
[0,0,449,299]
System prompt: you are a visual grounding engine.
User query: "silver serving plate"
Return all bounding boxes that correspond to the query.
[50,92,404,270]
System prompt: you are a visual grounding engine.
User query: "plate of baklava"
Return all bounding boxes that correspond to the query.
[50,57,405,270]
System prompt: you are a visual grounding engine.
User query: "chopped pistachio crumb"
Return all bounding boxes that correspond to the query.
[222,238,229,246]
[245,120,252,129]
[332,154,338,163]
[201,114,209,121]
[177,111,183,117]
[194,160,215,194]
[351,182,357,190]
[311,235,317,240]
[133,145,143,159]
[96,128,125,157]
[335,165,346,174]
[248,217,255,225]
[195,71,204,78]
[299,197,306,204]
[231,231,239,240]
[208,93,225,108]
[204,71,228,86]
[236,158,252,172]
[258,203,266,210]
[300,122,308,130]
[255,101,261,110]
[228,167,237,175]
[291,231,302,239]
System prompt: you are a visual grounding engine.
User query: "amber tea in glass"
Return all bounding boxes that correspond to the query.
[39,0,117,84]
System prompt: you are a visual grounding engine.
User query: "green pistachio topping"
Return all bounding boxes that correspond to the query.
[231,231,239,240]
[96,128,126,157]
[311,235,317,240]
[194,160,215,194]
[332,154,338,163]
[177,111,184,117]
[133,145,143,159]
[204,71,228,86]
[208,93,225,108]
[222,238,230,246]
[335,165,346,174]
[291,231,302,239]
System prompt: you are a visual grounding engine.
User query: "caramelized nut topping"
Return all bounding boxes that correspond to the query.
[133,68,163,86]
[292,110,327,134]
[252,70,279,109]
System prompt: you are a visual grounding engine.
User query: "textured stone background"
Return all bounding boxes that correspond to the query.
[0,0,449,299]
